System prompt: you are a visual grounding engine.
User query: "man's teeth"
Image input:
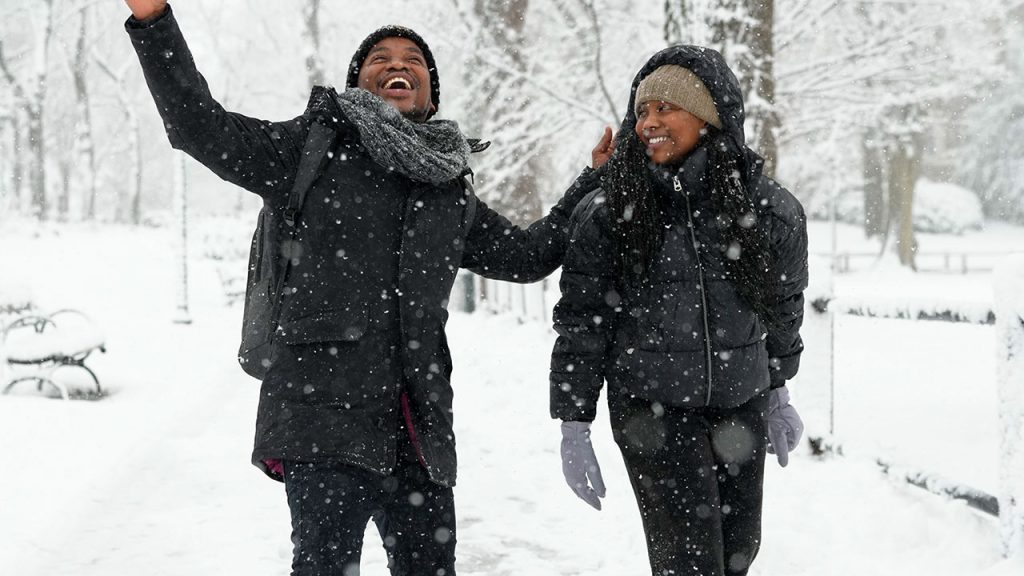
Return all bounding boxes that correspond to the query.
[648,136,669,145]
[384,78,411,89]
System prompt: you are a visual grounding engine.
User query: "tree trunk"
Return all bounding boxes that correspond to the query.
[663,0,685,44]
[14,0,55,221]
[468,0,544,224]
[664,0,780,176]
[862,132,886,237]
[302,0,325,88]
[57,156,71,221]
[0,115,17,212]
[26,102,47,220]
[93,51,142,225]
[13,115,23,209]
[131,120,143,225]
[738,0,779,176]
[888,137,921,269]
[72,7,97,220]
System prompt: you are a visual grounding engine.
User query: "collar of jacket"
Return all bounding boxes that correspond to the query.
[647,145,712,211]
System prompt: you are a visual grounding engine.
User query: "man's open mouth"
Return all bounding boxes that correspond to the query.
[383,77,413,90]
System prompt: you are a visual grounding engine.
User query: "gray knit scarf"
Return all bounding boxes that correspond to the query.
[333,88,470,185]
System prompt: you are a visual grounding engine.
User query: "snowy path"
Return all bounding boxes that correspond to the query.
[1,222,1021,575]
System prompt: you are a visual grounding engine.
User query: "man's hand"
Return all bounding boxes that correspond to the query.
[560,421,606,510]
[591,127,616,169]
[124,0,167,21]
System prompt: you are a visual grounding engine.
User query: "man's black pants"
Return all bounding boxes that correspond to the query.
[283,438,456,576]
[611,391,769,576]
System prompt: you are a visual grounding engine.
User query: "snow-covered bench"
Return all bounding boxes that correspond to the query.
[1,309,106,400]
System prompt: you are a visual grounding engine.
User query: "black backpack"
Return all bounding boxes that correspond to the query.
[237,118,338,379]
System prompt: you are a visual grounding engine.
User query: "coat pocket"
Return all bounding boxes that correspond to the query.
[278,306,368,345]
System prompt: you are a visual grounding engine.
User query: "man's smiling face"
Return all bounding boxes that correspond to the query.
[356,37,434,122]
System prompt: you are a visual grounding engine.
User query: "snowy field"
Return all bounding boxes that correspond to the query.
[1,216,1023,575]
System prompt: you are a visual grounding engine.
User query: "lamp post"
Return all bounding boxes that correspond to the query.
[172,151,192,325]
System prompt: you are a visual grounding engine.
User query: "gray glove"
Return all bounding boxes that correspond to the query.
[765,386,804,467]
[560,421,606,510]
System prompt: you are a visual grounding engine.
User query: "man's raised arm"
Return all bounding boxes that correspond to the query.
[123,1,308,198]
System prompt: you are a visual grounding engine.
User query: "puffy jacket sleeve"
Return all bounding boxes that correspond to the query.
[460,168,599,282]
[764,180,809,387]
[125,5,309,198]
[549,191,618,422]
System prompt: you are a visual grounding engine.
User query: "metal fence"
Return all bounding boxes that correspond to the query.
[819,251,1021,274]
[809,256,1024,558]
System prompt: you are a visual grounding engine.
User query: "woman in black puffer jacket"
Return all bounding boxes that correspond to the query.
[550,46,809,576]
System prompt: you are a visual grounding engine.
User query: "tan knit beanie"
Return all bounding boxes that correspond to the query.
[634,65,722,129]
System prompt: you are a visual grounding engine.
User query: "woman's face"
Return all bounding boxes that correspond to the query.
[634,101,707,165]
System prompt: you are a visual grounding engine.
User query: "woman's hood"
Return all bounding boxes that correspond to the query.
[616,45,762,182]
[623,45,746,148]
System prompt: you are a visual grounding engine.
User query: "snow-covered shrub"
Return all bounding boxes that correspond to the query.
[807,179,984,234]
[139,209,175,229]
[805,188,865,225]
[913,178,984,234]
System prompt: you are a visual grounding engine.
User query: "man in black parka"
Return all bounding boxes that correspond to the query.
[123,2,594,574]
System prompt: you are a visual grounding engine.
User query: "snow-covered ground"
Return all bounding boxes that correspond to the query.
[1,217,1023,575]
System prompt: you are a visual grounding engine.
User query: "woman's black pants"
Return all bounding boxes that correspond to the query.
[611,391,769,576]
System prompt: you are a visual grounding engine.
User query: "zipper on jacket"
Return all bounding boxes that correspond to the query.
[676,175,715,406]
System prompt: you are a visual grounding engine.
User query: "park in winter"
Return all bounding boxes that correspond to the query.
[1,1,1023,575]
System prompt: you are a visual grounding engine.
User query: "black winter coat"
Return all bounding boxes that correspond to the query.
[549,46,808,422]
[128,8,590,487]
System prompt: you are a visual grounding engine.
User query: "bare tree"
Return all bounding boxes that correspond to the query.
[851,1,995,265]
[879,105,924,268]
[74,5,97,220]
[302,0,325,88]
[0,106,14,212]
[443,0,547,224]
[445,0,632,224]
[469,0,547,223]
[0,0,56,220]
[958,0,1024,222]
[52,3,99,221]
[665,0,780,176]
[696,0,1001,269]
[93,52,144,224]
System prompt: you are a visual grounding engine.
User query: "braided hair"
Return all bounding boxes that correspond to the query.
[601,131,665,282]
[599,128,778,324]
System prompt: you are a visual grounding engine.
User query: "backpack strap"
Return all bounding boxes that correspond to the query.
[269,118,338,341]
[284,119,338,227]
[459,172,478,238]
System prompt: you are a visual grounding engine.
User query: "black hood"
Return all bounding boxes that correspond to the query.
[616,45,762,183]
